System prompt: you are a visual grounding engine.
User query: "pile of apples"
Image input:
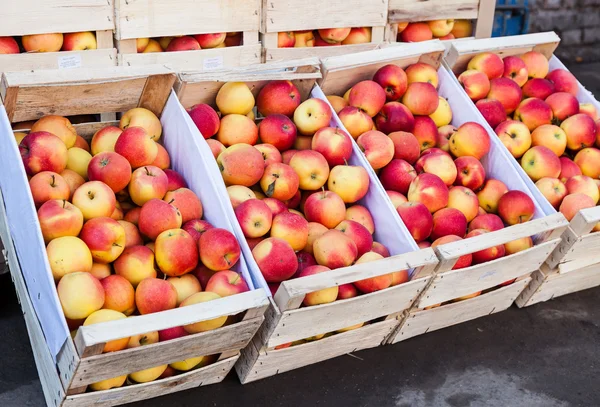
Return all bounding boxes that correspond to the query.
[0,32,98,53]
[135,32,242,53]
[326,62,537,300]
[396,19,472,42]
[188,80,408,344]
[277,27,373,48]
[19,110,250,390]
[458,51,600,223]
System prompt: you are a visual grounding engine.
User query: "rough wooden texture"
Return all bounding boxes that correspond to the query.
[474,0,495,38]
[319,41,445,96]
[391,278,531,343]
[0,0,114,36]
[446,32,561,74]
[1,66,175,122]
[236,319,397,383]
[0,189,66,407]
[0,49,117,74]
[118,44,262,71]
[516,263,600,307]
[262,0,388,32]
[268,277,428,348]
[176,58,321,109]
[63,357,237,407]
[72,317,262,387]
[115,0,260,39]
[387,0,479,22]
[418,240,558,308]
[264,42,382,63]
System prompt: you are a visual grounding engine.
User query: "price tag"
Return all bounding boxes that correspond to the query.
[203,56,224,71]
[57,54,82,69]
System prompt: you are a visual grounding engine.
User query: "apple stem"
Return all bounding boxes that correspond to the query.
[343,158,349,166]
[145,167,150,176]
[321,186,326,199]
[168,199,175,205]
[50,175,56,187]
[62,200,67,209]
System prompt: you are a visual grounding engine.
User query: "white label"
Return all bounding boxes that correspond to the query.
[203,56,223,71]
[58,54,82,69]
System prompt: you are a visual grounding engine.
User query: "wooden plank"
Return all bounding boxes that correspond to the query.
[265,42,382,64]
[238,319,397,383]
[138,74,177,118]
[516,263,600,307]
[419,239,558,308]
[556,233,600,273]
[392,278,530,343]
[118,45,262,71]
[71,317,262,387]
[95,30,114,49]
[0,49,117,74]
[446,32,561,74]
[115,0,260,39]
[115,39,137,55]
[570,206,600,236]
[176,58,321,109]
[0,0,114,36]
[274,248,437,311]
[319,41,445,96]
[76,289,268,346]
[474,0,495,38]
[268,276,428,348]
[263,0,388,32]
[62,357,237,407]
[433,213,568,265]
[0,189,66,407]
[387,0,479,23]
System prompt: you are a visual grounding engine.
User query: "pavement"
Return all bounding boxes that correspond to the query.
[1,62,599,407]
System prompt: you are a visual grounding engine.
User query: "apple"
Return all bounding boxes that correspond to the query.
[181,219,213,243]
[454,156,486,191]
[31,115,77,148]
[205,270,249,297]
[373,64,408,101]
[166,36,200,51]
[449,122,490,160]
[522,78,555,99]
[514,98,553,131]
[338,106,374,139]
[476,99,507,129]
[502,56,528,87]
[467,229,506,264]
[118,220,143,248]
[138,198,182,240]
[128,165,168,206]
[141,39,162,53]
[123,207,141,225]
[520,146,561,181]
[304,190,346,229]
[206,139,226,159]
[342,27,372,44]
[22,33,63,52]
[380,159,416,195]
[559,193,595,221]
[574,148,600,179]
[294,251,317,277]
[46,236,93,281]
[396,201,433,242]
[469,214,504,232]
[127,331,159,348]
[37,199,83,243]
[566,175,600,204]
[253,237,298,282]
[235,199,273,238]
[163,188,202,223]
[258,114,297,151]
[29,171,70,208]
[353,252,393,293]
[412,116,438,152]
[545,92,579,122]
[328,164,369,204]
[167,274,202,306]
[227,185,256,209]
[561,113,597,150]
[79,217,126,263]
[0,36,19,54]
[432,235,472,269]
[114,127,158,169]
[188,104,220,139]
[100,275,135,315]
[278,31,295,47]
[194,33,226,48]
[345,205,375,234]
[199,228,240,271]
[271,211,309,251]
[400,22,433,42]
[216,82,254,116]
[374,102,415,135]
[72,181,116,220]
[488,78,523,116]
[256,81,301,118]
[260,162,299,201]
[348,80,387,117]
[180,292,227,333]
[389,131,420,164]
[313,230,358,269]
[57,272,104,320]
[357,130,394,169]
[326,95,348,114]
[91,126,123,155]
[546,69,578,96]
[311,126,352,167]
[520,51,549,78]
[293,98,333,136]
[337,283,358,300]
[120,107,162,142]
[559,157,582,183]
[536,177,567,208]
[428,19,455,37]
[62,31,97,51]
[447,186,479,222]
[114,245,157,287]
[497,191,535,225]
[458,70,490,101]
[335,220,373,257]
[430,97,453,127]
[20,132,68,176]
[405,62,439,87]
[87,152,132,193]
[289,150,330,190]
[129,365,168,383]
[477,179,508,213]
[294,30,315,47]
[217,144,264,186]
[580,103,599,121]
[468,52,504,80]
[136,278,177,314]
[318,28,351,43]
[402,82,439,116]
[387,190,407,208]
[415,151,457,186]
[495,120,532,158]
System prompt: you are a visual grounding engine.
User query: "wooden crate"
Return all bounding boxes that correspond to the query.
[0,0,116,72]
[445,32,600,306]
[317,44,569,344]
[260,0,387,62]
[385,0,495,43]
[113,0,261,70]
[175,58,440,383]
[0,66,269,406]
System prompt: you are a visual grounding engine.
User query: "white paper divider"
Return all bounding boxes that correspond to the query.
[161,91,256,291]
[0,106,69,360]
[443,57,600,218]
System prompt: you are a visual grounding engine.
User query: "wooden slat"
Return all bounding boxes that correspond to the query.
[265,42,382,63]
[0,189,66,407]
[0,0,114,36]
[446,32,561,74]
[1,66,176,123]
[268,276,428,348]
[95,30,115,49]
[419,239,558,308]
[0,49,117,74]
[75,289,267,347]
[118,45,262,71]
[570,206,600,236]
[553,232,600,273]
[434,213,568,264]
[115,0,260,40]
[138,75,177,118]
[474,0,495,38]
[71,317,262,387]
[392,278,530,343]
[63,357,237,407]
[237,319,397,383]
[387,0,479,23]
[516,263,600,307]
[262,0,388,32]
[319,41,445,96]
[175,58,321,109]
